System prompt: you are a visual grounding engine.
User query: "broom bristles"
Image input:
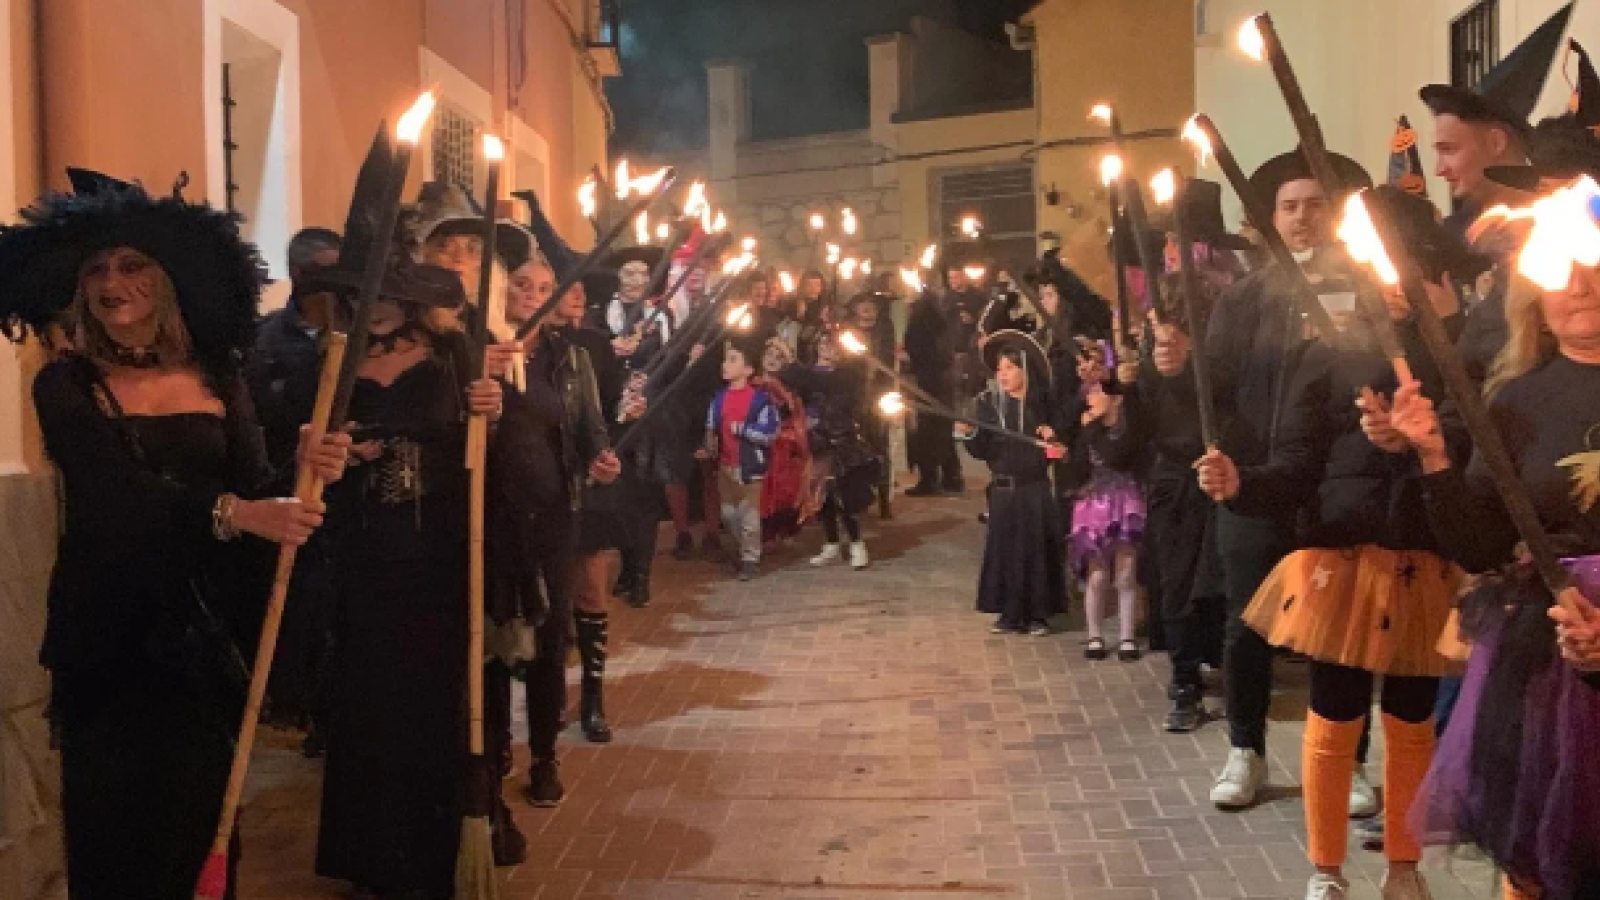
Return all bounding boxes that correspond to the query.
[193,850,229,900]
[454,815,500,900]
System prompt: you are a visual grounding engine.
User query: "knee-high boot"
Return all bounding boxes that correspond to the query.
[1303,711,1364,868]
[575,611,613,743]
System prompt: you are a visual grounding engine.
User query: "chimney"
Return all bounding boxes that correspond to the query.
[866,32,912,154]
[706,60,750,197]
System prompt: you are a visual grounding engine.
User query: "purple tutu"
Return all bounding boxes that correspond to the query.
[1413,556,1600,898]
[1068,469,1145,576]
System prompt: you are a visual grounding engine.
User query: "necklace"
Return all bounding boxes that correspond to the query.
[107,343,163,369]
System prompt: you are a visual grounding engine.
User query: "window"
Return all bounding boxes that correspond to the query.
[221,63,239,213]
[431,105,479,195]
[1451,0,1499,89]
[937,165,1038,265]
[588,0,620,50]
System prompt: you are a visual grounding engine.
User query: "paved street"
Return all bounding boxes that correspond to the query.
[237,485,1500,900]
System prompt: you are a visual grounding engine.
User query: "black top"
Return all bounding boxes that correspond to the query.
[34,357,272,698]
[1229,321,1471,553]
[1132,354,1206,471]
[246,298,323,474]
[964,389,1060,482]
[1422,355,1600,572]
[903,293,951,386]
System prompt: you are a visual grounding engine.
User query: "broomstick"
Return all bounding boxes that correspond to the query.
[194,333,347,899]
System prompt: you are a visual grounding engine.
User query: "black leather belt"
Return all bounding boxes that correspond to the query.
[990,474,1046,490]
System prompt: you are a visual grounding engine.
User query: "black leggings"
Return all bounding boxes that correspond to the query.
[820,487,860,543]
[1310,661,1439,725]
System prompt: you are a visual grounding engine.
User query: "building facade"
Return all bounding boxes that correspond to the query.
[0,2,617,895]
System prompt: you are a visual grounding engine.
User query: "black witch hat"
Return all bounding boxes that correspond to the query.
[1173,178,1252,251]
[1488,38,1600,190]
[1248,148,1372,207]
[413,180,536,275]
[1420,2,1573,134]
[0,168,266,371]
[980,328,1052,386]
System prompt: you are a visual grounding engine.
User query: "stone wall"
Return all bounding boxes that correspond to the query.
[729,184,904,276]
[0,472,64,900]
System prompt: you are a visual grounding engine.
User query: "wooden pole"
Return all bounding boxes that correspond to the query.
[1172,176,1219,448]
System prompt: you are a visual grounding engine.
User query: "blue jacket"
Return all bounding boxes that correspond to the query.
[707,386,780,483]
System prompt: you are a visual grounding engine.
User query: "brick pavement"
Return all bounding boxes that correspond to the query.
[237,486,1501,900]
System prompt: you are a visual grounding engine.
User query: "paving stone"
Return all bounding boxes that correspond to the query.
[235,485,1499,898]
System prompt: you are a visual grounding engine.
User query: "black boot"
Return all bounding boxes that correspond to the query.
[1164,684,1204,733]
[626,576,651,609]
[575,612,613,743]
[905,479,942,497]
[491,798,527,865]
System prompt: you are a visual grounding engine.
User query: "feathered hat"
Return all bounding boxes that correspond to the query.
[1387,116,1428,197]
[0,167,266,372]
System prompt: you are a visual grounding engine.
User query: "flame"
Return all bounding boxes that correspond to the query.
[396,91,437,144]
[778,270,796,294]
[809,212,825,231]
[635,213,650,246]
[860,259,873,276]
[1089,103,1113,125]
[960,215,982,238]
[578,178,597,220]
[1182,116,1213,168]
[920,243,938,269]
[1336,193,1400,286]
[1238,16,1266,62]
[1478,176,1600,290]
[963,264,987,281]
[900,267,923,292]
[741,236,757,252]
[481,133,505,162]
[825,243,842,265]
[721,255,751,275]
[878,392,907,416]
[656,223,670,241]
[837,330,867,356]
[614,159,631,198]
[839,258,859,279]
[701,205,713,233]
[1151,168,1177,207]
[1100,154,1124,188]
[842,208,859,236]
[712,211,728,233]
[684,181,708,217]
[725,303,753,327]
[632,167,670,197]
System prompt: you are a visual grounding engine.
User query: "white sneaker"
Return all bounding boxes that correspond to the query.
[1349,767,1380,819]
[1210,747,1267,809]
[1380,870,1433,900]
[1305,873,1348,899]
[810,543,841,566]
[849,541,869,570]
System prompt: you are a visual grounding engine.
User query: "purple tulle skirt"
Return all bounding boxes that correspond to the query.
[1413,555,1600,899]
[1068,469,1145,576]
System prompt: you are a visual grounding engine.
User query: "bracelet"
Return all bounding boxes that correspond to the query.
[212,493,241,541]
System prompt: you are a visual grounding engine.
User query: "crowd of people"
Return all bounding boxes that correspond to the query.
[7,23,1600,900]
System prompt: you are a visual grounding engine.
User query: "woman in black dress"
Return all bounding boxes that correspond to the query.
[313,262,502,900]
[961,330,1068,634]
[0,171,345,899]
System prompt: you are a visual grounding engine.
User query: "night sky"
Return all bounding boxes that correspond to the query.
[606,0,1037,157]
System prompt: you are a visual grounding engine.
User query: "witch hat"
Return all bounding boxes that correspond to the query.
[1420,2,1573,134]
[1387,116,1428,197]
[1568,37,1600,125]
[1488,38,1600,190]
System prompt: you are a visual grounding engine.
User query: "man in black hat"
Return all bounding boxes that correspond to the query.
[1185,147,1372,810]
[600,246,671,369]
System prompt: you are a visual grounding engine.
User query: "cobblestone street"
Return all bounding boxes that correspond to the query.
[236,486,1501,900]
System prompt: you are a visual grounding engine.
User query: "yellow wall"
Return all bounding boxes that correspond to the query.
[891,108,1035,258]
[1029,0,1194,295]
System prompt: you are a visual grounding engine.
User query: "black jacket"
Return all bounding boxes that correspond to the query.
[245,298,324,474]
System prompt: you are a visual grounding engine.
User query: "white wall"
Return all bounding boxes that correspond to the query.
[1196,0,1595,226]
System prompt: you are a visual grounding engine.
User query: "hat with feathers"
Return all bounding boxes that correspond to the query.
[0,167,266,372]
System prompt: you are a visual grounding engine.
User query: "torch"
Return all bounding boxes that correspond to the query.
[637,248,748,381]
[514,167,680,341]
[1091,104,1165,339]
[1183,114,1340,345]
[1151,167,1220,449]
[1342,187,1575,608]
[1237,14,1343,201]
[878,390,1060,453]
[195,90,437,900]
[1100,153,1134,353]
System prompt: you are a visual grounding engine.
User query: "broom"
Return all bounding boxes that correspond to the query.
[195,332,348,899]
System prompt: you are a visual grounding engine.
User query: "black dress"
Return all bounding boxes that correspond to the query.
[965,389,1067,627]
[316,348,469,900]
[34,357,272,900]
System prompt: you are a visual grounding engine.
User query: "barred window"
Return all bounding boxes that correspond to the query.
[938,165,1038,265]
[432,105,479,196]
[1451,0,1499,89]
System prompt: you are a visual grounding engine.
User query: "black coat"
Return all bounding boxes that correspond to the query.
[246,297,325,474]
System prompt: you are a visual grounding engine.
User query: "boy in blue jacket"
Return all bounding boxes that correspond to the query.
[703,335,781,579]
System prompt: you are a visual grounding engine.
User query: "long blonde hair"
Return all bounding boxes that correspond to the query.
[70,258,193,366]
[1485,275,1558,399]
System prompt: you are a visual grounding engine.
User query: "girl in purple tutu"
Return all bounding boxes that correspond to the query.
[1063,339,1146,661]
[1384,173,1600,899]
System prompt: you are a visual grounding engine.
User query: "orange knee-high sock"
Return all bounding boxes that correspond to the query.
[1303,711,1365,868]
[1381,713,1435,863]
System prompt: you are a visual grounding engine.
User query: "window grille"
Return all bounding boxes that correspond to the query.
[221,63,239,213]
[1451,0,1500,89]
[938,166,1037,262]
[431,105,478,196]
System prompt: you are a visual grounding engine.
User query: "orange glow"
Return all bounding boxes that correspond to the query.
[396,91,437,144]
[1238,16,1266,61]
[1336,193,1400,286]
[1151,168,1177,207]
[900,267,923,292]
[837,330,867,356]
[778,271,797,294]
[920,243,938,269]
[878,392,907,416]
[1479,176,1600,290]
[1089,104,1113,125]
[684,181,708,217]
[1181,116,1213,168]
[1099,154,1124,188]
[578,178,598,220]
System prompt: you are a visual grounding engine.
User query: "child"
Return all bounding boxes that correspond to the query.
[757,337,812,543]
[703,335,781,580]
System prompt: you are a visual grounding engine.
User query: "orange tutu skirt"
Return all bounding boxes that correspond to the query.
[1241,545,1464,677]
